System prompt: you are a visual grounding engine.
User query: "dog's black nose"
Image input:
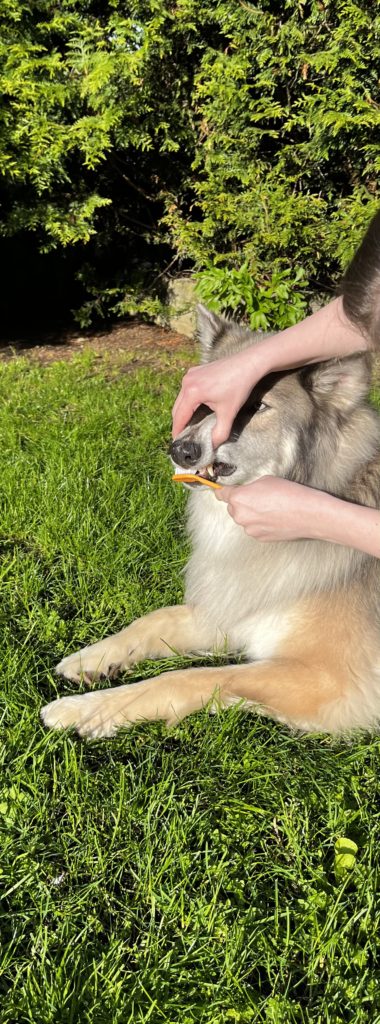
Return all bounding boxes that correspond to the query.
[170,438,202,467]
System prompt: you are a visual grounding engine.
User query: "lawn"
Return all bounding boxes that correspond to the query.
[0,349,380,1023]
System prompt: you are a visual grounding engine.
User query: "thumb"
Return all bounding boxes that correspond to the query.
[215,485,234,503]
[211,411,235,449]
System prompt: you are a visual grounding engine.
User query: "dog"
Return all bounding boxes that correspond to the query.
[42,304,380,738]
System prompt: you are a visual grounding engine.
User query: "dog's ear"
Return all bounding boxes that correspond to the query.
[196,304,230,357]
[301,353,372,412]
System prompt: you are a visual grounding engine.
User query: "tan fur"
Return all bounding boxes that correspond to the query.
[52,605,217,684]
[42,590,380,737]
[41,307,380,739]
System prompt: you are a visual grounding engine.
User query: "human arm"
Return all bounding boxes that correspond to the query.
[172,296,370,447]
[216,477,380,558]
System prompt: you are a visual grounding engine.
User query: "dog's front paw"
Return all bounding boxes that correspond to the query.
[55,637,129,684]
[41,675,190,738]
[42,679,170,738]
[41,687,137,738]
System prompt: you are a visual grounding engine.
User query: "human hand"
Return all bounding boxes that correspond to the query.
[215,477,333,543]
[172,347,263,448]
[172,295,370,448]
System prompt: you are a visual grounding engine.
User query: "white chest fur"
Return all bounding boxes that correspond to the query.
[184,491,288,634]
[184,489,357,648]
[184,494,292,658]
[228,609,292,660]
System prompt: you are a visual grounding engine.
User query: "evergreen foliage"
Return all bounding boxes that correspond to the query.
[0,0,379,325]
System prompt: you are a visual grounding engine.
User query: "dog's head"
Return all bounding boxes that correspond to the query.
[170,304,372,488]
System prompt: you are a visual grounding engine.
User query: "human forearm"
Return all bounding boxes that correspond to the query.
[308,490,380,558]
[217,477,380,558]
[245,296,371,382]
[172,297,370,444]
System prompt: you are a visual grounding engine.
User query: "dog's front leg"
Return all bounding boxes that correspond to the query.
[43,655,344,737]
[55,605,218,683]
[42,663,269,738]
[42,664,233,737]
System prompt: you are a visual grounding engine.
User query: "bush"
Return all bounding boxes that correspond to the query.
[167,0,380,300]
[195,264,308,331]
[1,0,379,326]
[0,0,198,325]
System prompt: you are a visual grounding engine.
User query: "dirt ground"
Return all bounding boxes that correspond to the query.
[1,319,378,383]
[0,321,193,369]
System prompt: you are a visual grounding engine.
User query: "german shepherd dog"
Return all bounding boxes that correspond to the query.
[42,305,380,738]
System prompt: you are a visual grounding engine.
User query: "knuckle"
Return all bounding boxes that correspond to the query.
[233,508,245,525]
[184,378,198,397]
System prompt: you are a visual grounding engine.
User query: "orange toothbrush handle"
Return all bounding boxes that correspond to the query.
[172,473,222,490]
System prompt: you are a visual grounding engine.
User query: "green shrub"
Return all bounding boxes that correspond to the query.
[1,0,379,325]
[196,264,308,330]
[166,0,380,290]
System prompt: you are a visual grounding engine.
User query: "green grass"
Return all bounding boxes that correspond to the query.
[1,351,380,1023]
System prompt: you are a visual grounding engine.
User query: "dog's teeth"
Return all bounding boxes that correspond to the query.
[206,464,215,477]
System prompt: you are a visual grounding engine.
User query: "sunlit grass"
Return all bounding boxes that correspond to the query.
[0,352,380,1023]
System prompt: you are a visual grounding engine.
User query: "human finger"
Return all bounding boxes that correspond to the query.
[211,412,235,449]
[171,391,200,438]
[214,485,235,503]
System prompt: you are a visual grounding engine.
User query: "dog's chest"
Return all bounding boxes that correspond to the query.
[184,490,357,637]
[184,493,289,629]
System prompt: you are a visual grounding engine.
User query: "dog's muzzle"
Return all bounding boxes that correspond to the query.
[170,439,236,484]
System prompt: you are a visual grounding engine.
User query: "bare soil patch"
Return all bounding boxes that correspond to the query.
[0,321,193,369]
[1,319,378,385]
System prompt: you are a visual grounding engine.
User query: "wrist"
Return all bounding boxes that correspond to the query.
[249,334,276,379]
[229,342,274,392]
[303,488,380,557]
